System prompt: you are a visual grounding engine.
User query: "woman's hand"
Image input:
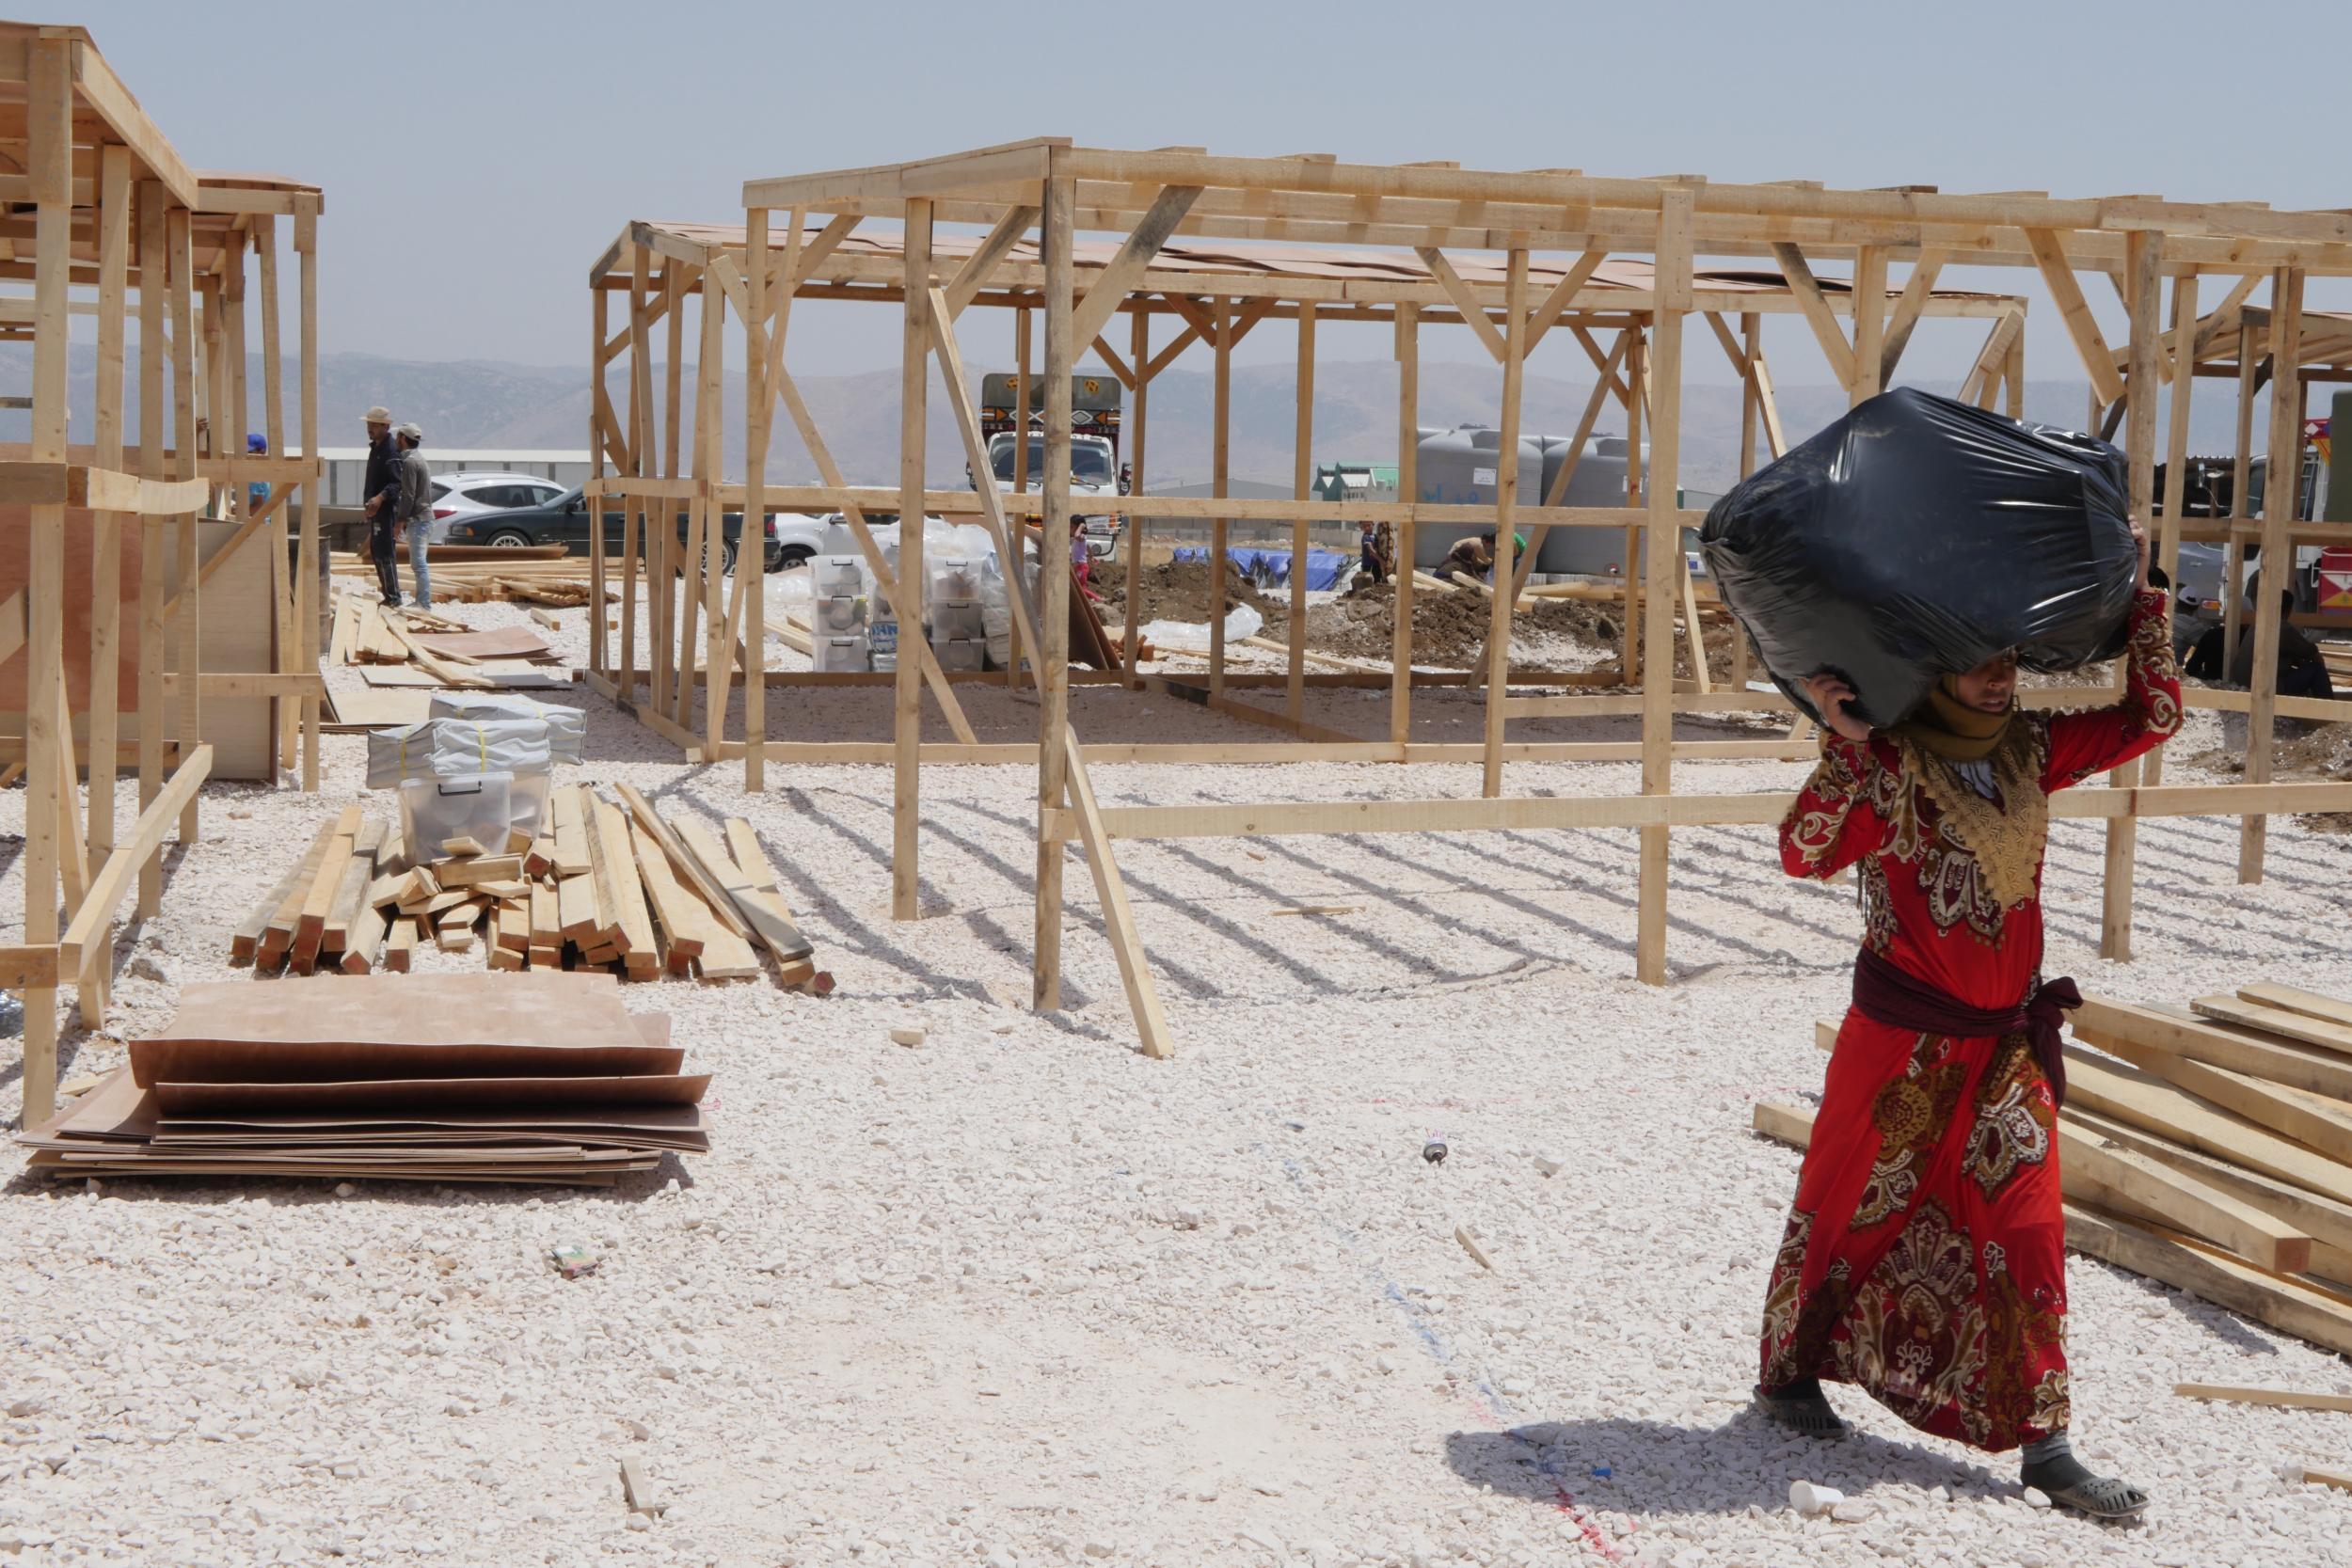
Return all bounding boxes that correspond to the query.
[2130,515,2151,594]
[1804,673,1873,743]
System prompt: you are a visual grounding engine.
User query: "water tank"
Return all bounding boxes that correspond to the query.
[1411,424,1545,568]
[1533,435,1641,575]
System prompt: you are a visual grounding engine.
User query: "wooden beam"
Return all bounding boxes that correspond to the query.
[1877,248,1947,384]
[1521,246,1609,354]
[895,198,933,920]
[2024,227,2129,405]
[1481,249,1528,798]
[1638,193,1693,987]
[1069,185,1201,350]
[1415,246,1508,362]
[943,203,1037,319]
[1769,242,1856,388]
[1059,724,1172,1058]
[1033,162,1076,1010]
[2241,264,2304,880]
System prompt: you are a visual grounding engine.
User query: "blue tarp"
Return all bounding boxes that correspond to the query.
[1170,546,1354,592]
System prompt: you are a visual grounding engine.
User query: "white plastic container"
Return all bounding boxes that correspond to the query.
[399,772,514,859]
[814,633,868,673]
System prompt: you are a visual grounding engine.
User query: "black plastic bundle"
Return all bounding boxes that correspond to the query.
[1700,388,2137,731]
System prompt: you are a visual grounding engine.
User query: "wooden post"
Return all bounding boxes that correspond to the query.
[1731,310,1761,691]
[2004,332,2025,420]
[1288,302,1315,724]
[89,146,130,863]
[743,207,771,792]
[167,208,199,851]
[20,36,72,1127]
[1849,246,1885,406]
[135,181,167,917]
[252,215,295,769]
[621,243,648,704]
[1009,305,1031,689]
[1390,304,1419,749]
[2239,265,2304,882]
[2223,323,2256,677]
[894,198,933,921]
[294,194,322,792]
[2144,271,2197,791]
[1481,248,1529,797]
[665,266,692,722]
[1033,165,1075,1007]
[1209,298,1232,700]
[1123,304,1148,681]
[2100,230,2162,960]
[692,277,727,747]
[1621,326,1645,681]
[589,282,609,678]
[1636,191,1693,987]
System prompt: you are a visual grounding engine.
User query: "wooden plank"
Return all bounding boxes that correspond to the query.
[57,746,213,974]
[2063,1047,2352,1208]
[288,804,362,969]
[1767,243,1856,388]
[721,818,816,965]
[1059,724,1172,1057]
[384,914,418,973]
[612,783,755,944]
[2237,985,2352,1035]
[496,898,531,956]
[2090,1036,2352,1158]
[322,818,387,954]
[592,794,657,971]
[1034,165,1076,1010]
[2023,228,2128,405]
[1637,195,1692,987]
[1068,185,1201,350]
[1415,246,1507,362]
[2058,1120,2311,1275]
[1390,304,1418,748]
[2190,994,2352,1056]
[627,817,708,960]
[894,198,933,920]
[233,816,337,961]
[674,816,812,964]
[1877,248,1947,383]
[2173,1384,2352,1415]
[1289,301,1314,726]
[438,854,524,887]
[2074,997,2352,1100]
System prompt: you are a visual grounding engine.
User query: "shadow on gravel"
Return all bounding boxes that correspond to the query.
[1445,1415,2024,1515]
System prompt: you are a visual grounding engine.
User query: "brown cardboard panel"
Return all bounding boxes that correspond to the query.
[152,1072,709,1115]
[130,974,679,1085]
[410,627,555,660]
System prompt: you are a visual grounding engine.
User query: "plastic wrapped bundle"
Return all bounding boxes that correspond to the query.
[425,692,584,763]
[364,718,554,789]
[1700,388,2137,730]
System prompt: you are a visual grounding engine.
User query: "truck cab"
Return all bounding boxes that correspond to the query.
[969,372,1126,558]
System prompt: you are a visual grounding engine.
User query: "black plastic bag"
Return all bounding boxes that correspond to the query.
[1700,388,2137,731]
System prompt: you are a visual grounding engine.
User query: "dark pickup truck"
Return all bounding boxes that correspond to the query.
[437,486,782,572]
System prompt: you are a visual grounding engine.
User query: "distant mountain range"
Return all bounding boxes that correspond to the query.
[0,346,2288,496]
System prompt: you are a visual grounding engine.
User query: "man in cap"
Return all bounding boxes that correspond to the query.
[392,423,437,611]
[361,405,403,605]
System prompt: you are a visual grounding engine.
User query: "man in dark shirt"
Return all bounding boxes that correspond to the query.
[2217,588,2336,698]
[360,404,403,606]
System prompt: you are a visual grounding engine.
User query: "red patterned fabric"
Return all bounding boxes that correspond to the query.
[1758,588,2180,1450]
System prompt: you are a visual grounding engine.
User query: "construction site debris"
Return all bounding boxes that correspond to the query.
[229,785,829,990]
[13,973,707,1186]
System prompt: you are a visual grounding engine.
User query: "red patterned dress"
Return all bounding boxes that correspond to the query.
[1757,588,2181,1450]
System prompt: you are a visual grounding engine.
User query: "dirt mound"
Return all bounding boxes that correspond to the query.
[1093,558,1274,628]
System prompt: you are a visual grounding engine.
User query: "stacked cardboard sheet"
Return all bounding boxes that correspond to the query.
[1756,981,2352,1357]
[16,973,707,1187]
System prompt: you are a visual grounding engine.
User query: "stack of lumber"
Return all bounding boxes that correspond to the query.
[228,786,830,992]
[14,973,704,1186]
[330,547,612,608]
[2321,641,2351,686]
[327,592,564,685]
[1756,982,2352,1357]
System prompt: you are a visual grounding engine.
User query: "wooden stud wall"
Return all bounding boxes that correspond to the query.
[564,141,2347,1056]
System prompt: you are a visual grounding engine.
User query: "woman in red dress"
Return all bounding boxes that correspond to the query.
[1756,519,2178,1521]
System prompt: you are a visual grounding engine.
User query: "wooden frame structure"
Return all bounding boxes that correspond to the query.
[0,23,325,1126]
[585,141,2352,1055]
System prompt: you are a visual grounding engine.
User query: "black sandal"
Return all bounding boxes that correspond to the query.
[1753,1379,1849,1438]
[2023,1451,2148,1522]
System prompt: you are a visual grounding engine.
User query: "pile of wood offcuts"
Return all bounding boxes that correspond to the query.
[14,972,704,1186]
[230,784,829,991]
[329,546,610,608]
[1758,981,2352,1357]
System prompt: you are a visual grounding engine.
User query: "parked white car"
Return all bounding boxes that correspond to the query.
[428,471,571,527]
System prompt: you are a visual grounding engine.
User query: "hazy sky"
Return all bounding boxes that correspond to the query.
[56,0,2350,396]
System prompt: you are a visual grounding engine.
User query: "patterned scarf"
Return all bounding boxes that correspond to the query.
[1895,719,2049,911]
[1893,675,2013,763]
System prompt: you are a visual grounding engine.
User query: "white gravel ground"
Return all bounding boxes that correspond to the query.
[2,580,2349,1567]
